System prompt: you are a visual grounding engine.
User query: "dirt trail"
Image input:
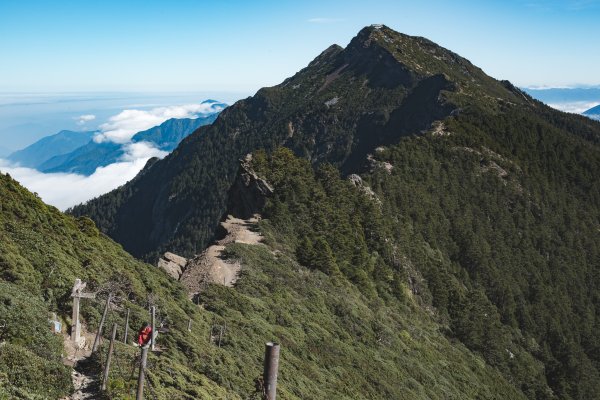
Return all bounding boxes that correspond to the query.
[60,329,100,400]
[180,215,262,294]
[65,359,100,400]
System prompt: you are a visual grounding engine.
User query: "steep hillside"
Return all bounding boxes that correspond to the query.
[0,172,231,399]
[366,109,600,399]
[7,130,96,168]
[0,167,532,399]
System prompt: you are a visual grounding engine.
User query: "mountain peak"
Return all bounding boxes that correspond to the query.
[73,24,529,259]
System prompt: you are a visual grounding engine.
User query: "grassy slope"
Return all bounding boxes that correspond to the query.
[0,167,528,399]
[0,172,228,399]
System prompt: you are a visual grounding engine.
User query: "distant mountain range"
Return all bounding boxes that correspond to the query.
[40,115,218,175]
[6,130,96,168]
[524,87,600,115]
[7,101,225,175]
[524,87,600,104]
[584,104,600,120]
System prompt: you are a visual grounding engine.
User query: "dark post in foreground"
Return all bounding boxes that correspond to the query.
[263,342,280,400]
[123,308,130,344]
[136,346,149,400]
[150,306,156,351]
[92,293,112,352]
[101,323,118,391]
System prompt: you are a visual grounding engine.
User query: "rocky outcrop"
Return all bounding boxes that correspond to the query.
[179,215,263,296]
[225,154,274,220]
[157,252,187,279]
[348,173,381,204]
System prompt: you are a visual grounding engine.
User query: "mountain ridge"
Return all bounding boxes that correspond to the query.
[40,116,217,175]
[6,130,96,168]
[70,25,527,260]
[69,25,600,399]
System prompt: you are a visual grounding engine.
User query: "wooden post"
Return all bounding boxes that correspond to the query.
[101,323,118,391]
[71,292,81,343]
[71,279,95,344]
[136,346,149,400]
[92,294,112,353]
[150,306,156,351]
[123,308,130,344]
[263,342,280,400]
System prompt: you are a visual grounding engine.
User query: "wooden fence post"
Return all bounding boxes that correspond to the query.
[263,342,280,400]
[136,346,149,400]
[101,323,118,391]
[123,308,130,344]
[92,293,112,353]
[150,306,156,351]
[218,325,224,347]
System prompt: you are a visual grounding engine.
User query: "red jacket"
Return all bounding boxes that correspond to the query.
[138,326,152,346]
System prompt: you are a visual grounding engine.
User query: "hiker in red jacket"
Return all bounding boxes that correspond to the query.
[137,322,152,347]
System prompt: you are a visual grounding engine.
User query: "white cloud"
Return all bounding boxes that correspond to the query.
[0,100,226,210]
[523,85,578,90]
[94,102,224,144]
[307,17,344,23]
[548,101,600,114]
[120,141,168,162]
[0,141,169,211]
[75,114,96,125]
[0,157,152,211]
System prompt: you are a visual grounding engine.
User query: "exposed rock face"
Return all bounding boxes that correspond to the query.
[225,154,274,220]
[157,252,187,279]
[162,156,270,290]
[347,174,380,204]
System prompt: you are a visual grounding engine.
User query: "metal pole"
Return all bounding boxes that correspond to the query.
[218,325,224,347]
[263,342,280,400]
[187,318,192,332]
[124,308,130,344]
[92,293,112,352]
[136,346,149,400]
[101,323,118,391]
[150,306,156,351]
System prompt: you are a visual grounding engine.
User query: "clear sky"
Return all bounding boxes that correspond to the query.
[1,0,599,92]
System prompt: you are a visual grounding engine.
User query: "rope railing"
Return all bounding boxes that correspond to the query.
[67,278,280,400]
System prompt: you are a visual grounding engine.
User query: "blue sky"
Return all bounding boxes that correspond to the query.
[0,0,599,92]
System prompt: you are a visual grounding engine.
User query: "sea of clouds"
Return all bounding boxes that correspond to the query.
[548,101,600,114]
[0,102,224,210]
